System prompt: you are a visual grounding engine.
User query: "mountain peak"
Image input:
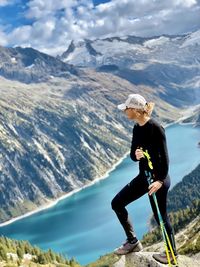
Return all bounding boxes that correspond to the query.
[59,30,200,68]
[60,39,102,66]
[181,30,200,47]
[0,45,78,83]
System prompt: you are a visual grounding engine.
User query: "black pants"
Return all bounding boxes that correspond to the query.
[111,173,177,254]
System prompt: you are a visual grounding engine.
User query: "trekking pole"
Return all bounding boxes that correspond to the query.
[143,150,178,267]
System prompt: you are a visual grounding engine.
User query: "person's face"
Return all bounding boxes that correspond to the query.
[124,107,139,120]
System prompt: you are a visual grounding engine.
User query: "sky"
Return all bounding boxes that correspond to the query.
[0,0,200,56]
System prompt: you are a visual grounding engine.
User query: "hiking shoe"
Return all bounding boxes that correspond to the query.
[153,251,178,265]
[114,240,143,255]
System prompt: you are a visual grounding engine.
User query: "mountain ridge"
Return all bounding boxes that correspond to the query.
[59,30,200,108]
[0,45,78,83]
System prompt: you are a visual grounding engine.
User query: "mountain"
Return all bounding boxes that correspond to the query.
[178,105,200,127]
[0,31,199,223]
[60,39,102,62]
[0,67,182,223]
[60,30,200,107]
[168,163,200,212]
[0,33,199,266]
[0,46,78,83]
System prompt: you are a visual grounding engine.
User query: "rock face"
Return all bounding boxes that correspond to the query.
[113,252,199,267]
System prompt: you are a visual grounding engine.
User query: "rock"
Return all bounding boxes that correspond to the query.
[192,252,200,262]
[113,255,126,267]
[113,252,200,267]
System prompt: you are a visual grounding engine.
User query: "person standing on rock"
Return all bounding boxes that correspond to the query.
[111,94,177,264]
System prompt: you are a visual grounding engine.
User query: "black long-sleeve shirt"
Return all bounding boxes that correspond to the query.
[130,118,169,181]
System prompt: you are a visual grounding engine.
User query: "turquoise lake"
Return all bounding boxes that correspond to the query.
[0,123,199,265]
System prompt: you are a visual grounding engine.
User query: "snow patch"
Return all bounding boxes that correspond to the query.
[82,114,90,123]
[64,45,92,65]
[26,64,35,69]
[11,57,17,64]
[183,76,200,88]
[181,30,200,47]
[144,36,169,48]
[80,135,92,151]
[131,62,150,70]
[33,139,53,165]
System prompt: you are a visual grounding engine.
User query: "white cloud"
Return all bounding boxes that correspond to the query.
[0,0,10,6]
[0,28,8,46]
[25,0,80,19]
[174,0,197,8]
[8,25,32,43]
[0,0,16,7]
[1,0,200,55]
[31,19,56,41]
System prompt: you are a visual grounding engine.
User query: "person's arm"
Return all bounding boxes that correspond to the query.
[148,124,169,195]
[130,126,139,161]
[154,124,169,181]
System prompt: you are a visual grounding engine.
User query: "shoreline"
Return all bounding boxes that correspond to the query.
[0,113,198,228]
[0,152,129,228]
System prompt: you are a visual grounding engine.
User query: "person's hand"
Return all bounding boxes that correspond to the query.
[148,181,163,195]
[135,148,144,160]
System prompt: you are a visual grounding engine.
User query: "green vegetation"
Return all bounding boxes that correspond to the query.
[168,164,200,212]
[142,199,200,246]
[0,236,81,267]
[178,219,200,255]
[86,253,119,267]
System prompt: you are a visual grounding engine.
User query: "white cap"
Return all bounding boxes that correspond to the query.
[117,94,147,111]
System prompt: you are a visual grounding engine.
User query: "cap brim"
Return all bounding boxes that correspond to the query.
[117,103,126,110]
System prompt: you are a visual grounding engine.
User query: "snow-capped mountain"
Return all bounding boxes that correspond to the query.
[60,31,200,107]
[60,39,102,66]
[61,31,200,68]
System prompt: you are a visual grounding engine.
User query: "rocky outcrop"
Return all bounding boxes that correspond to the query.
[113,252,199,267]
[112,216,200,267]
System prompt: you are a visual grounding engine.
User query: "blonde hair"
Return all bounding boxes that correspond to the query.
[135,102,155,117]
[144,102,155,116]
